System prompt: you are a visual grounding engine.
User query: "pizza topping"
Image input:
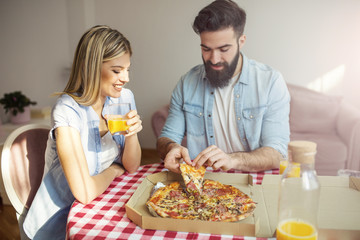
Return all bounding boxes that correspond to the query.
[215,204,227,214]
[234,196,246,203]
[169,190,185,200]
[216,188,230,196]
[166,211,179,217]
[202,188,216,197]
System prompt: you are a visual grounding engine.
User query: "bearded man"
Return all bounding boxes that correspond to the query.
[157,0,290,173]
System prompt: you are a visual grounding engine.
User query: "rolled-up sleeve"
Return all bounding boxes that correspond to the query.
[261,72,290,158]
[160,77,187,144]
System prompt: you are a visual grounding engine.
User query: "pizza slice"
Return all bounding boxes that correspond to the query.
[180,163,206,196]
[146,181,193,219]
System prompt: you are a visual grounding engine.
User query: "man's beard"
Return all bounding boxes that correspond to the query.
[203,50,240,89]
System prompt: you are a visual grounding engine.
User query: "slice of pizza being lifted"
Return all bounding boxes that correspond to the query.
[180,163,206,197]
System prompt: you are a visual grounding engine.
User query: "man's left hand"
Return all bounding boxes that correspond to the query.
[192,145,233,171]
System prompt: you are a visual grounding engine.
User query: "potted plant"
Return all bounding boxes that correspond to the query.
[0,91,37,124]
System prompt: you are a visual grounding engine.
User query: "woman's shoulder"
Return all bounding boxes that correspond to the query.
[53,94,83,113]
[51,94,88,128]
[56,93,77,104]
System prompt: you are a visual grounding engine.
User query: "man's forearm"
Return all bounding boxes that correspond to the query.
[230,146,283,172]
[156,137,178,160]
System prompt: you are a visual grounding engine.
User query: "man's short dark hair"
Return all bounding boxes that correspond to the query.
[193,0,246,38]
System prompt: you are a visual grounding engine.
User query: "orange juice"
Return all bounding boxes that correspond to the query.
[279,161,300,177]
[108,117,129,134]
[277,219,317,240]
[279,160,288,174]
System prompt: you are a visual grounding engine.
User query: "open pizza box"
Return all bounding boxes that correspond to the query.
[125,171,360,238]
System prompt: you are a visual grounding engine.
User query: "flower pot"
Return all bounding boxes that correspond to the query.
[10,106,31,124]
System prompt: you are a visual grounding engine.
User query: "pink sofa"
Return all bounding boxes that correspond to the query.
[151,84,360,176]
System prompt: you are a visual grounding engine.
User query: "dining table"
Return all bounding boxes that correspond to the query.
[66,163,279,240]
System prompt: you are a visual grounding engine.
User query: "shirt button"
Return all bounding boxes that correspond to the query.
[210,136,213,138]
[250,115,254,119]
[236,94,240,98]
[237,117,241,120]
[208,114,211,117]
[211,92,214,95]
[199,112,203,116]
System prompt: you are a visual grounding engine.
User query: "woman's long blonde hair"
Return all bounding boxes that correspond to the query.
[59,25,132,106]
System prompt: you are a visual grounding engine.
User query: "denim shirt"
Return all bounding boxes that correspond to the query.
[160,53,290,160]
[23,89,136,239]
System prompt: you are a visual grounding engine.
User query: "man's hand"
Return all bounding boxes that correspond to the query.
[193,146,283,172]
[192,145,233,171]
[163,144,191,173]
[157,137,192,173]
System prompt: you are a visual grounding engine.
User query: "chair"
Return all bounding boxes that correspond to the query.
[1,123,50,219]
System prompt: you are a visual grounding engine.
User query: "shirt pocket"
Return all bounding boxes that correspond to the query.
[242,106,267,142]
[183,103,205,136]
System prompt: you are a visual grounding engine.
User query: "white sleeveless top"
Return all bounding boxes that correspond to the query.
[99,131,119,172]
[212,74,244,153]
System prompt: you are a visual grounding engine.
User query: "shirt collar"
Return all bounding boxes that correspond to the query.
[238,52,249,85]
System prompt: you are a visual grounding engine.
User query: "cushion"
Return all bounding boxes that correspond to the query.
[151,105,170,138]
[10,129,48,208]
[288,84,342,134]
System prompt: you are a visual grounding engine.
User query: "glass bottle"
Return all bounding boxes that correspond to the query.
[277,141,320,240]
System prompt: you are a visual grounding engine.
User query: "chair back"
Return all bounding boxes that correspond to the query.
[1,124,50,215]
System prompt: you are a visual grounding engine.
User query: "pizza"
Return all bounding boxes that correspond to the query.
[179,163,206,196]
[146,164,256,222]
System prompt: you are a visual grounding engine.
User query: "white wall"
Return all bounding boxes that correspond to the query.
[1,0,360,149]
[0,0,69,108]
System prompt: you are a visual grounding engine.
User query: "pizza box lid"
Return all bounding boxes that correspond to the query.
[261,175,360,240]
[125,171,272,237]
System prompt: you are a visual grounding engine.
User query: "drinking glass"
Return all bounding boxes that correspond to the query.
[105,103,131,135]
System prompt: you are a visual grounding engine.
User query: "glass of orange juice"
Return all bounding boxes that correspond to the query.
[105,103,131,135]
[277,218,317,240]
[279,160,288,174]
[279,160,300,177]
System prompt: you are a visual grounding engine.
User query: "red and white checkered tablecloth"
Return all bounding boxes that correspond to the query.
[66,163,278,240]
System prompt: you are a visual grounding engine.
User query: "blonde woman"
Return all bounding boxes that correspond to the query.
[22,25,142,239]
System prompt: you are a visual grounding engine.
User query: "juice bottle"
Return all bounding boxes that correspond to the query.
[277,141,320,240]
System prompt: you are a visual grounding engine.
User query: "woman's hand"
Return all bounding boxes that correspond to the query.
[121,110,142,173]
[124,110,142,137]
